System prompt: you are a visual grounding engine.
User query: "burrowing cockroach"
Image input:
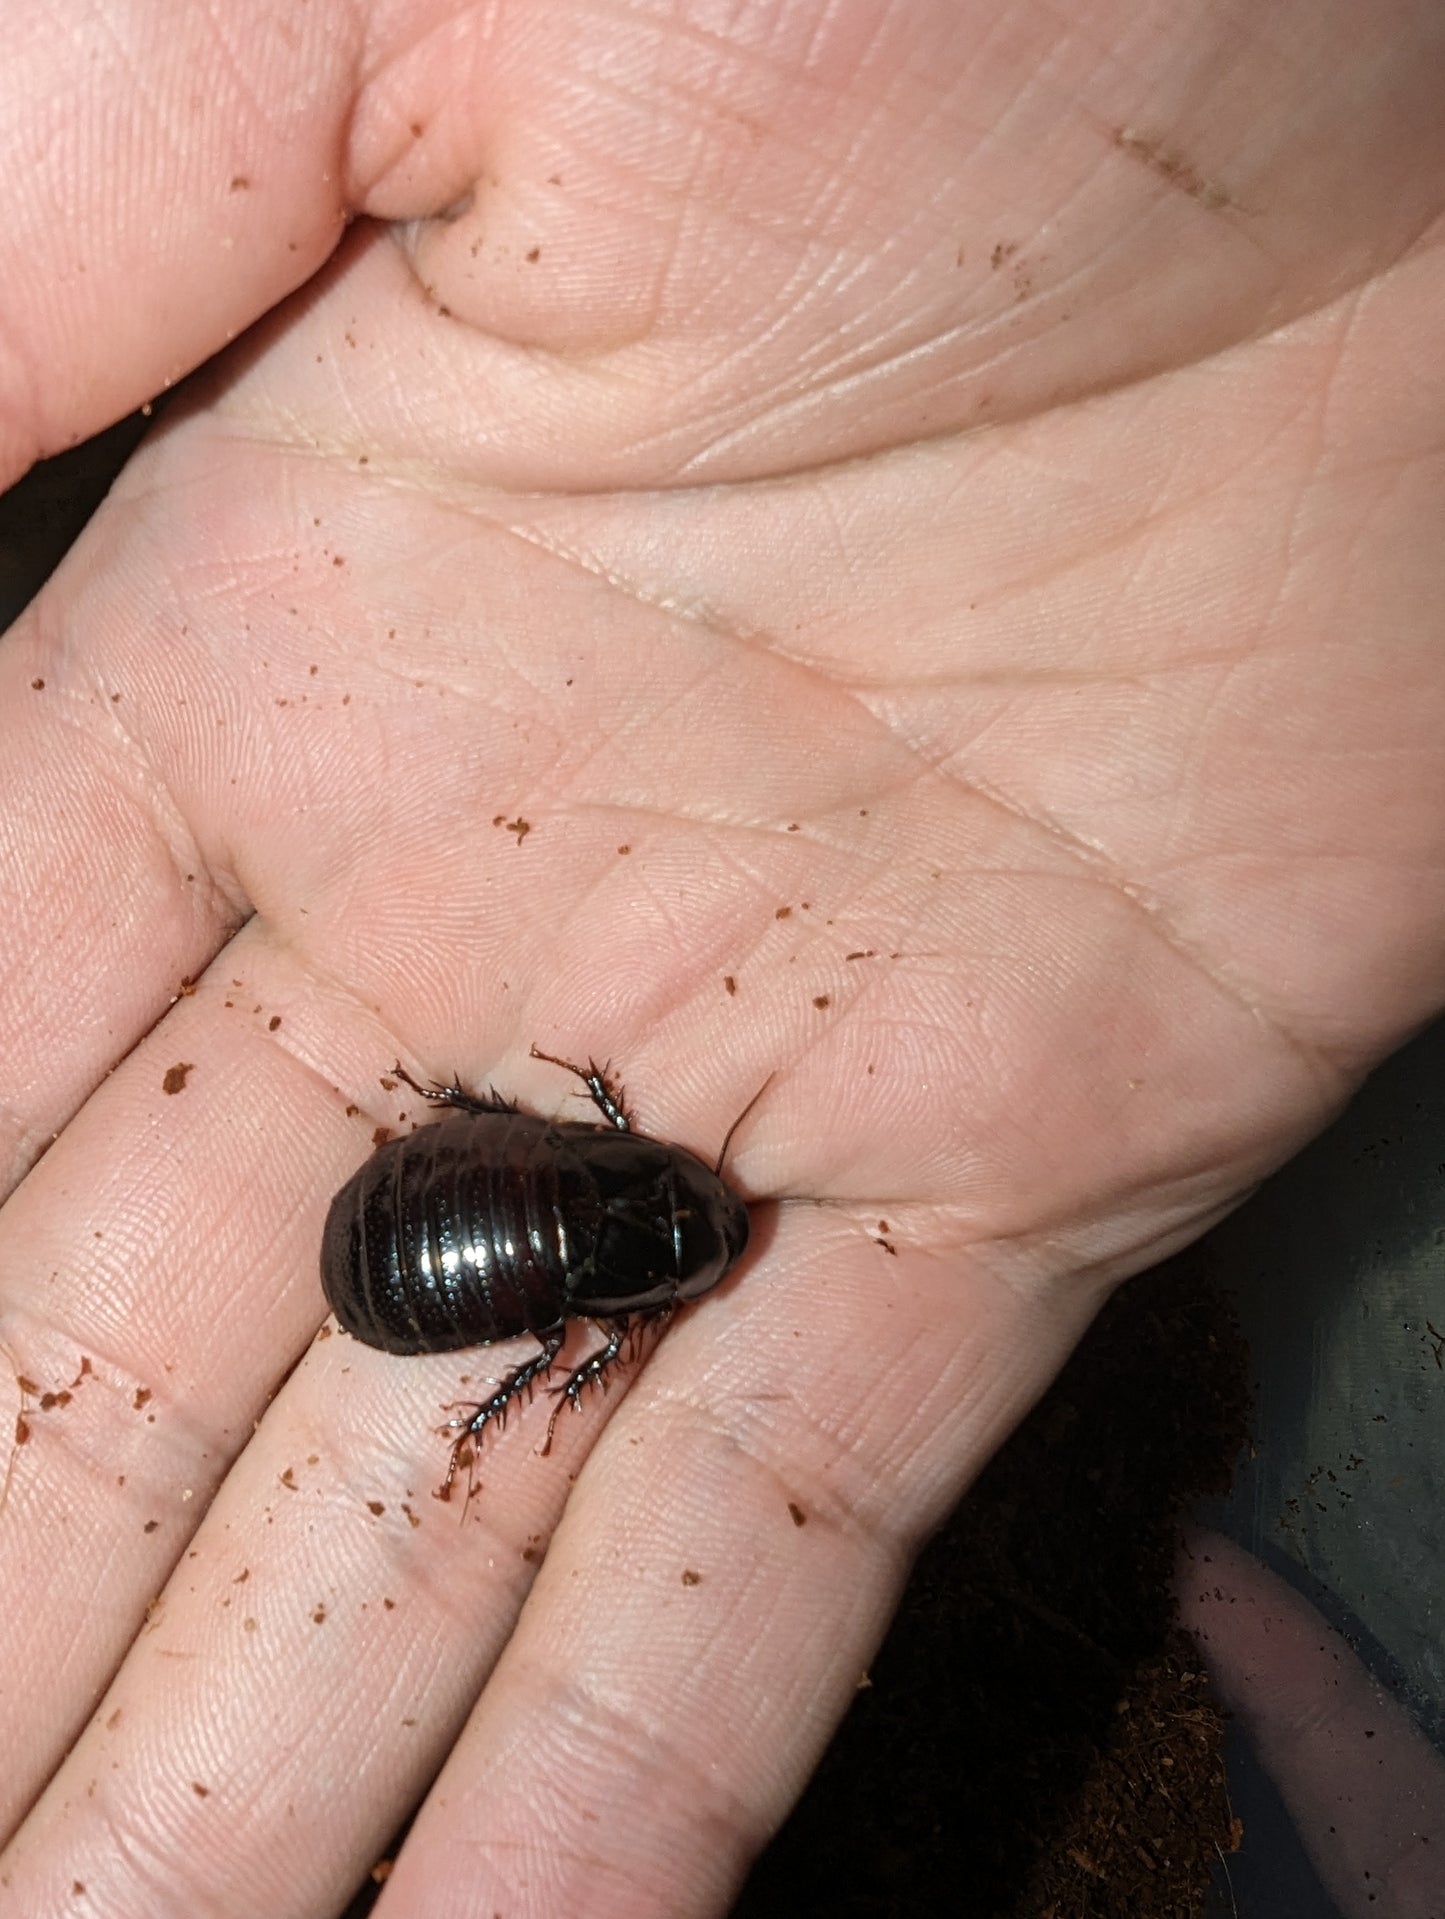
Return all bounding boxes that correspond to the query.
[320,1045,765,1496]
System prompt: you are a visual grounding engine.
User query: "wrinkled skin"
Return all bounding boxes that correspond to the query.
[1,3,1443,1915]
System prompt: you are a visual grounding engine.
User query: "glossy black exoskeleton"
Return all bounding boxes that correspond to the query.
[320,1045,760,1495]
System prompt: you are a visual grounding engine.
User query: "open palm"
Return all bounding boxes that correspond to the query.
[2,4,1443,1914]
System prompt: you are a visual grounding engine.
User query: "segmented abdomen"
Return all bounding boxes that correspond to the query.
[321,1111,590,1353]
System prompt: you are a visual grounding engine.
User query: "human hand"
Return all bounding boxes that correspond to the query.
[1179,1532,1445,1919]
[2,3,1444,1914]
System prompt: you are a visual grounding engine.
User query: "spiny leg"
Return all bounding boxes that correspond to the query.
[540,1310,677,1453]
[438,1325,566,1502]
[624,1306,672,1364]
[393,1060,516,1118]
[529,1043,632,1132]
[540,1319,631,1455]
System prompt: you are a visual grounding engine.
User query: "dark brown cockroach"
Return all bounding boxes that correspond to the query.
[320,1046,766,1496]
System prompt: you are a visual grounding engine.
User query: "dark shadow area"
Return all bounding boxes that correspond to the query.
[0,411,152,630]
